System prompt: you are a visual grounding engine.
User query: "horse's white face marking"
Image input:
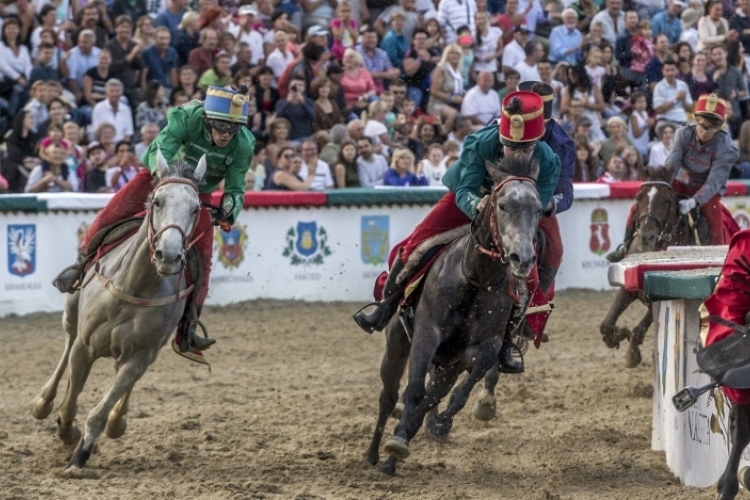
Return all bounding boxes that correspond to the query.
[647,186,658,212]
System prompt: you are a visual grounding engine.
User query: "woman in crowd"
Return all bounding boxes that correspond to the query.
[1,111,40,193]
[176,11,201,66]
[218,32,236,63]
[407,119,443,163]
[333,140,359,187]
[94,122,117,162]
[83,49,112,108]
[427,44,465,133]
[105,140,140,192]
[648,122,675,167]
[383,148,428,187]
[580,21,604,62]
[254,66,280,135]
[425,18,444,50]
[311,78,343,132]
[473,11,503,78]
[340,48,377,116]
[25,138,77,193]
[416,143,447,186]
[573,137,601,182]
[697,0,737,52]
[497,0,524,46]
[135,80,166,133]
[598,155,630,183]
[363,99,400,151]
[134,15,156,49]
[266,118,293,171]
[735,120,750,178]
[265,146,318,191]
[36,29,64,70]
[673,41,694,80]
[621,146,643,179]
[728,39,750,121]
[686,51,714,100]
[600,116,632,167]
[173,65,205,101]
[0,17,32,115]
[561,63,605,142]
[198,51,232,92]
[31,6,62,57]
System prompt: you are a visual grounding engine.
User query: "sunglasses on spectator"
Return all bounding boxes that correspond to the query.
[209,119,243,135]
[696,121,719,132]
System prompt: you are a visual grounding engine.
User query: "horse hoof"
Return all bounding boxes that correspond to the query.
[625,345,642,368]
[390,403,404,420]
[425,418,450,443]
[384,436,410,459]
[363,450,379,466]
[57,423,81,447]
[32,396,54,420]
[473,398,497,421]
[739,466,750,490]
[57,465,99,480]
[105,416,127,439]
[378,460,397,476]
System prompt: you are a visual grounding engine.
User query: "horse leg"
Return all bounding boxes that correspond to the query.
[364,323,411,467]
[473,363,500,421]
[104,391,131,439]
[600,288,637,349]
[718,404,750,500]
[66,352,151,471]
[32,297,79,420]
[425,346,499,441]
[625,308,653,369]
[56,338,92,446]
[382,326,440,464]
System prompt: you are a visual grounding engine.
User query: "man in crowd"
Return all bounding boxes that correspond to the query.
[266,32,295,84]
[549,9,582,65]
[141,27,178,90]
[91,79,134,142]
[106,16,145,107]
[299,140,334,191]
[591,0,625,44]
[436,0,477,44]
[380,10,410,69]
[652,58,693,126]
[188,28,218,77]
[515,40,544,83]
[651,0,686,44]
[357,27,401,94]
[155,0,188,44]
[62,30,101,105]
[462,71,501,126]
[615,11,640,82]
[502,25,531,75]
[711,44,746,135]
[646,33,671,91]
[357,137,389,187]
[229,5,265,66]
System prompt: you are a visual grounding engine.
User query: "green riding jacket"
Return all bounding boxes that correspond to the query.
[141,101,255,222]
[442,122,561,219]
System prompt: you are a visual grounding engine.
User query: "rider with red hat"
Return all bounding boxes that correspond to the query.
[52,86,255,362]
[607,94,740,262]
[353,91,561,372]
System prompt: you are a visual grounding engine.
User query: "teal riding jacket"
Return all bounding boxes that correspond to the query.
[141,101,255,222]
[442,122,561,219]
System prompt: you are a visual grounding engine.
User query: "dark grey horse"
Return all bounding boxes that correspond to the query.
[363,155,542,476]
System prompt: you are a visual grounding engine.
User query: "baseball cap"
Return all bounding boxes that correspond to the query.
[576,116,593,127]
[672,0,687,7]
[307,25,329,37]
[238,5,258,16]
[87,141,105,154]
[514,24,531,33]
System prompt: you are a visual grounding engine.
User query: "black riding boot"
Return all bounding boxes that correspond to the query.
[605,223,636,263]
[177,305,216,353]
[52,251,90,293]
[353,250,407,334]
[499,334,524,374]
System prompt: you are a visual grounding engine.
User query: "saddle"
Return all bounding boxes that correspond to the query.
[697,316,750,389]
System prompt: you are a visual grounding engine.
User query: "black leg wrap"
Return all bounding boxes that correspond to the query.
[66,441,91,470]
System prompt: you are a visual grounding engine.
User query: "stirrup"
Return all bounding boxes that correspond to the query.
[499,341,524,374]
[352,293,401,334]
[605,244,628,263]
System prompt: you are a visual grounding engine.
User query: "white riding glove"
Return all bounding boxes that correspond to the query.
[679,198,697,215]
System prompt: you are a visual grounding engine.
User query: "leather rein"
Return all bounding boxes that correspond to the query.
[472,175,538,263]
[635,181,690,245]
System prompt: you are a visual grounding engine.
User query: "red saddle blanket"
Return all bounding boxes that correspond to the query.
[82,213,146,276]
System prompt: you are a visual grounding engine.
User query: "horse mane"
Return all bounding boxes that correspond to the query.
[495,154,535,179]
[161,158,202,186]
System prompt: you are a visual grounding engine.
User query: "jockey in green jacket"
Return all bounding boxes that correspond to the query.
[53,86,255,359]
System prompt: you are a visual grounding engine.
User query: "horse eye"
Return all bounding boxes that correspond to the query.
[153,198,162,208]
[497,204,506,212]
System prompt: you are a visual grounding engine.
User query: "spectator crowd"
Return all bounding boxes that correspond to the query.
[0,0,749,195]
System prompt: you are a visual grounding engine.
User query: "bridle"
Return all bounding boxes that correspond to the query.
[472,175,538,263]
[147,177,203,275]
[635,181,683,245]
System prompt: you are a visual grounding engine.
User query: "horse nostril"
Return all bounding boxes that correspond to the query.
[510,253,521,264]
[154,250,164,261]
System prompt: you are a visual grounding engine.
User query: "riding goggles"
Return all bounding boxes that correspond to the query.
[208,119,243,135]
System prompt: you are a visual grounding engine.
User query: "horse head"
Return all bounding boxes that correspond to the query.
[148,148,207,276]
[634,164,678,252]
[482,156,541,280]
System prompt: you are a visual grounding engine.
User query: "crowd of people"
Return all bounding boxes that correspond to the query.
[0,0,749,195]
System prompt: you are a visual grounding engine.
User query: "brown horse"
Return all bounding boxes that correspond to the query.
[599,165,698,367]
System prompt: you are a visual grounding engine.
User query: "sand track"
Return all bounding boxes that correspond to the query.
[0,290,730,499]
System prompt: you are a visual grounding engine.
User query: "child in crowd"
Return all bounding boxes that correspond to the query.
[630,20,654,83]
[584,47,605,90]
[24,81,49,131]
[440,140,461,170]
[457,27,475,88]
[627,92,653,158]
[330,1,358,61]
[498,69,520,100]
[384,148,429,186]
[574,138,602,182]
[416,144,446,186]
[106,141,140,193]
[598,155,630,183]
[621,146,642,178]
[560,97,584,136]
[84,141,110,193]
[395,98,417,140]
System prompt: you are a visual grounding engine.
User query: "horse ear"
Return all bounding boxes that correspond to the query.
[155,147,170,178]
[485,159,506,182]
[528,157,540,182]
[194,155,207,183]
[638,162,650,181]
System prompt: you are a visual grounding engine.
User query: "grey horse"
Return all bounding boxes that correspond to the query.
[31,150,207,474]
[364,155,542,476]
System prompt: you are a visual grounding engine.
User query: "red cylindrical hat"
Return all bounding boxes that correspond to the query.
[694,93,727,123]
[499,91,545,147]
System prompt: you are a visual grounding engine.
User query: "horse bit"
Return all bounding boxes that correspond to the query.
[635,181,683,245]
